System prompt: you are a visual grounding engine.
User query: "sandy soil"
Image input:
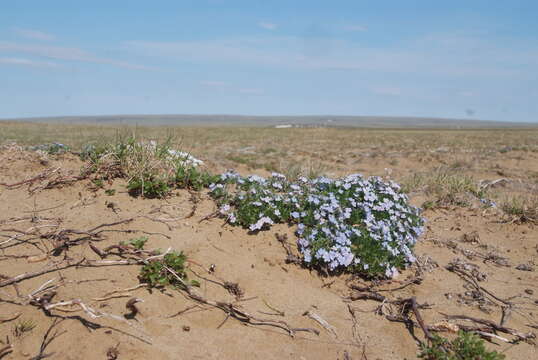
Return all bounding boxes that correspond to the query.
[0,146,537,360]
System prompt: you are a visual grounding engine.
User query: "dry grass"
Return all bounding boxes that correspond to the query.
[501,195,538,224]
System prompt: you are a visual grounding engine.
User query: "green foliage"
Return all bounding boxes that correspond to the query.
[92,179,105,188]
[127,176,170,198]
[122,236,148,250]
[139,251,191,288]
[80,136,209,198]
[105,188,116,196]
[418,332,505,360]
[175,165,220,191]
[212,172,423,277]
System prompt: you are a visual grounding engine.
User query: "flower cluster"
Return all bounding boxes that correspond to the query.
[210,171,424,278]
[146,141,203,168]
[30,142,70,155]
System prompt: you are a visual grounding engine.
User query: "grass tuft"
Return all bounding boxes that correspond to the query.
[13,319,37,337]
[418,331,505,360]
[501,195,538,224]
[402,167,485,207]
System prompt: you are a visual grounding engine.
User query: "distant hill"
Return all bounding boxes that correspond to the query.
[1,114,536,128]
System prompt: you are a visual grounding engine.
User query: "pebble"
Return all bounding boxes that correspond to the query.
[516,264,533,271]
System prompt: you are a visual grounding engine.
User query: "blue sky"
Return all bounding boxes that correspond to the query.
[1,0,537,122]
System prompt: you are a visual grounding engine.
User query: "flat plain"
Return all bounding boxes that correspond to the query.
[0,121,537,359]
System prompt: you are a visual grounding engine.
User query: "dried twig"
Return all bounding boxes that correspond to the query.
[0,260,82,288]
[440,313,536,342]
[30,318,67,360]
[0,345,13,358]
[303,309,338,338]
[275,233,302,265]
[163,266,319,337]
[0,312,21,323]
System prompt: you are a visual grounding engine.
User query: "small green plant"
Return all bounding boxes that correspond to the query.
[122,236,148,250]
[92,179,105,188]
[418,331,505,360]
[13,319,37,337]
[139,251,198,289]
[105,188,116,196]
[127,176,170,198]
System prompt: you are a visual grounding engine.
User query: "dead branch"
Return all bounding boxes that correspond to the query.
[92,294,132,302]
[189,268,244,299]
[303,309,338,338]
[30,318,67,360]
[261,298,285,316]
[163,265,319,337]
[409,296,434,342]
[198,211,219,223]
[347,304,362,344]
[440,313,536,342]
[0,167,61,189]
[0,312,21,323]
[0,345,13,358]
[0,260,83,288]
[99,284,148,298]
[166,304,205,318]
[275,233,302,265]
[446,260,512,306]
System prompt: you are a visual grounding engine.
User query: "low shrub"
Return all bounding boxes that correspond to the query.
[139,251,189,288]
[81,136,207,197]
[211,171,424,277]
[418,331,505,360]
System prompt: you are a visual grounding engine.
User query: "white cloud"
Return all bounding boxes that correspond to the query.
[0,57,60,68]
[0,41,153,70]
[13,28,56,41]
[343,24,367,32]
[124,33,538,78]
[258,22,277,30]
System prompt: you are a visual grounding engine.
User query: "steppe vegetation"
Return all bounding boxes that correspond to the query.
[0,121,537,359]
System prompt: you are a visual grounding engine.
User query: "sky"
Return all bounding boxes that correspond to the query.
[0,0,537,122]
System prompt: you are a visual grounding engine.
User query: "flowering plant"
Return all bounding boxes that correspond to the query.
[210,171,424,278]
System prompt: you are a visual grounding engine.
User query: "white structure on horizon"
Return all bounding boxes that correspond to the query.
[275,124,293,128]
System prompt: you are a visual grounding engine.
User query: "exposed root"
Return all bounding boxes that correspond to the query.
[163,265,320,337]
